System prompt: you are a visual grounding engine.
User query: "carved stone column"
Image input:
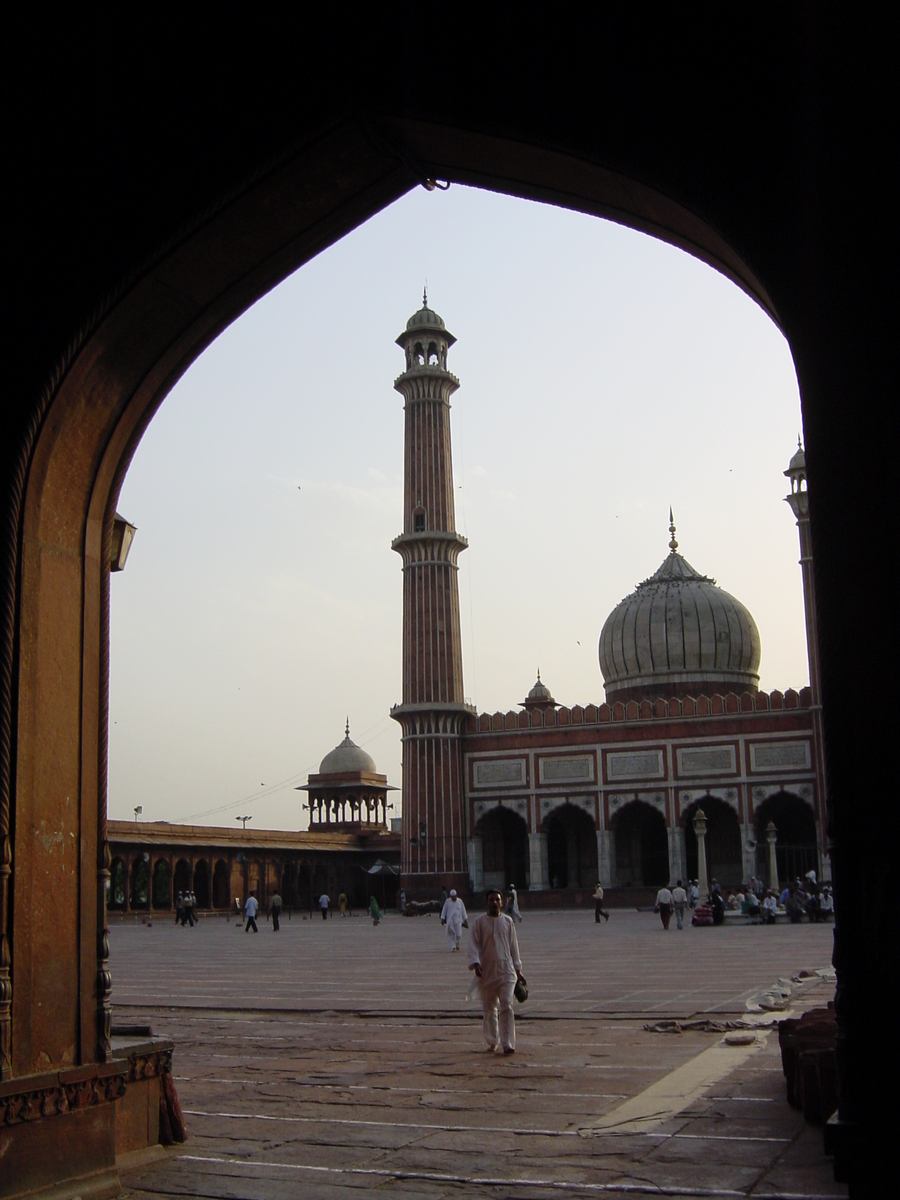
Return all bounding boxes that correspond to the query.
[467,835,483,893]
[693,808,709,898]
[766,821,779,893]
[528,831,548,890]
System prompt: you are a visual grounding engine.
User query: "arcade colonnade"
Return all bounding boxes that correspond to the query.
[464,689,823,896]
[107,822,401,915]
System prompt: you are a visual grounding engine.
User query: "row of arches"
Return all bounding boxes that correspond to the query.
[474,790,817,891]
[108,853,400,912]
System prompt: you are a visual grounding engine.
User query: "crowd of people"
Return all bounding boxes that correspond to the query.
[652,870,833,928]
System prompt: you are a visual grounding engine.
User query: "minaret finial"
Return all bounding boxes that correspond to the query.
[345,716,350,739]
[537,668,541,681]
[423,283,428,308]
[798,433,802,451]
[668,507,678,554]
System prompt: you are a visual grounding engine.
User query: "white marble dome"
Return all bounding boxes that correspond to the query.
[598,534,761,703]
[318,723,377,775]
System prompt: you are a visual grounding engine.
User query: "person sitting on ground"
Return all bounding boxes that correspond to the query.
[745,887,761,923]
[726,890,740,910]
[819,886,834,919]
[784,886,804,923]
[762,890,778,924]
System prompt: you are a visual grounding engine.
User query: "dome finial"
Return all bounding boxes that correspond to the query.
[345,716,350,739]
[536,667,541,681]
[423,283,428,309]
[668,507,678,554]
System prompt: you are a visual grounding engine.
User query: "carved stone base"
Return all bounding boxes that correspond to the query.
[0,1060,125,1198]
[0,1039,178,1198]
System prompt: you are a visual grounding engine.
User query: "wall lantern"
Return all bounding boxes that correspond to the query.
[110,511,137,571]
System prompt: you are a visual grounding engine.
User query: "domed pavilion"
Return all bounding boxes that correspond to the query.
[599,513,761,704]
[299,721,397,831]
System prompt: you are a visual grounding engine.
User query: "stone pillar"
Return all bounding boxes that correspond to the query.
[766,821,779,893]
[607,829,618,887]
[467,835,483,892]
[667,824,680,885]
[742,823,757,886]
[529,832,548,890]
[693,809,709,898]
[596,829,612,888]
[673,825,687,885]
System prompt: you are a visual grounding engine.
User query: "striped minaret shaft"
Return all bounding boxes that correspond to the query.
[390,296,472,896]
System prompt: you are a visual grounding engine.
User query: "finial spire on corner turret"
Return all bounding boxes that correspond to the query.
[423,283,428,308]
[345,716,350,739]
[668,507,678,554]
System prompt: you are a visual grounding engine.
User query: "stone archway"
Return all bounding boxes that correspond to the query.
[610,801,669,888]
[193,859,210,909]
[173,858,192,899]
[683,796,743,889]
[109,858,127,910]
[129,855,150,910]
[476,806,529,892]
[1,55,888,1192]
[754,791,817,886]
[543,803,597,889]
[212,860,230,910]
[151,859,171,909]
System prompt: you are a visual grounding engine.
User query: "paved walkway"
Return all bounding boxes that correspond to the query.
[113,908,845,1199]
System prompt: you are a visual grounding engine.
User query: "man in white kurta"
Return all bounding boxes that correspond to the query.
[440,889,468,950]
[468,889,524,1054]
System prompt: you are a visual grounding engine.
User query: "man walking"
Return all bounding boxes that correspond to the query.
[468,889,524,1055]
[244,892,259,933]
[270,889,282,932]
[592,882,610,923]
[655,883,674,930]
[671,880,687,929]
[440,888,468,950]
[319,892,330,921]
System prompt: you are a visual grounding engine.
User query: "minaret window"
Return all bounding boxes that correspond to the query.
[413,507,426,532]
[427,341,439,365]
[414,342,425,366]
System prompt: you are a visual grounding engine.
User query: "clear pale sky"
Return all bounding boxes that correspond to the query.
[108,184,807,831]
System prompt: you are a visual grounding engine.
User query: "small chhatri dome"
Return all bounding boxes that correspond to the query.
[785,436,806,480]
[318,719,378,775]
[398,289,456,347]
[598,514,761,703]
[521,669,557,711]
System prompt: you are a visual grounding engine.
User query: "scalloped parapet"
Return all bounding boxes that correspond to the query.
[466,687,812,731]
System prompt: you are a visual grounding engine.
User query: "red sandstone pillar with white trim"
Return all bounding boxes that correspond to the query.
[391,295,473,898]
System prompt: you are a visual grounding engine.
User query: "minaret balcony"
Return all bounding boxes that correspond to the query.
[392,530,468,566]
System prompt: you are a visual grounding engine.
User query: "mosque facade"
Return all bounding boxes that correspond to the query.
[110,299,824,912]
[394,298,826,901]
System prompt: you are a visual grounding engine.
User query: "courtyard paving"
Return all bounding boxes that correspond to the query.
[112,907,845,1199]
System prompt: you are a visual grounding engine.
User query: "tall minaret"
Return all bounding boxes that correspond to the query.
[391,293,473,896]
[785,439,828,879]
